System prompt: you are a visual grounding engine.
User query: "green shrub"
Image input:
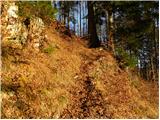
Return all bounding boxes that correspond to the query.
[43,44,58,54]
[16,1,58,22]
[116,48,138,69]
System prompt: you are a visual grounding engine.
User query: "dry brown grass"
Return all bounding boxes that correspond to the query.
[1,22,159,119]
[1,25,84,118]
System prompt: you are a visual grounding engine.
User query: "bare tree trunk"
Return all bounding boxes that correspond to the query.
[105,10,109,48]
[87,1,100,48]
[73,10,76,33]
[80,1,82,36]
[67,10,70,29]
[86,2,88,35]
[107,9,115,55]
[152,19,158,81]
[63,13,66,25]
[83,1,85,36]
[151,56,156,81]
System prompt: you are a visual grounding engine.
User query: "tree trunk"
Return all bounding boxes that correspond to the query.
[87,1,100,48]
[86,2,88,35]
[67,10,70,29]
[107,8,115,55]
[63,14,66,25]
[80,1,82,36]
[152,20,158,81]
[83,1,85,36]
[73,10,76,33]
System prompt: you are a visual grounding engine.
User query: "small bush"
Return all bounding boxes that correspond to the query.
[43,44,58,54]
[16,1,58,23]
[116,48,138,69]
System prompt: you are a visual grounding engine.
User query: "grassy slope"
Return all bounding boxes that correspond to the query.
[1,23,159,119]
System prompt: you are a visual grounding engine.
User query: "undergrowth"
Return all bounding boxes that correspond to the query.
[1,21,158,119]
[116,48,138,69]
[42,44,58,54]
[16,1,58,24]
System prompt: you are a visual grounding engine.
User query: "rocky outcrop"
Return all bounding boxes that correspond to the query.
[1,2,28,45]
[28,17,45,51]
[1,1,45,51]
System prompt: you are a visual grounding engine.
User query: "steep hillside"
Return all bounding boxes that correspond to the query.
[1,2,159,118]
[1,21,159,119]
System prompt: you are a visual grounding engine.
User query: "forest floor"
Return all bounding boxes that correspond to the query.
[1,22,159,119]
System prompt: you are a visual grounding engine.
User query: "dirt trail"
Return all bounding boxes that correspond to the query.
[2,25,158,119]
[60,52,110,119]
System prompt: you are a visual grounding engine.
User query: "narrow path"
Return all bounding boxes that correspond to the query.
[60,53,110,119]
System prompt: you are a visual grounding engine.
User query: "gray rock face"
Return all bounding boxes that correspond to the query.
[28,17,45,51]
[1,2,28,44]
[1,1,45,51]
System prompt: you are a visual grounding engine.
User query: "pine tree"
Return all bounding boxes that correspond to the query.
[87,1,100,48]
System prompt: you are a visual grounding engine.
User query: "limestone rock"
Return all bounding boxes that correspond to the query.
[1,2,28,46]
[1,1,45,51]
[28,17,45,51]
